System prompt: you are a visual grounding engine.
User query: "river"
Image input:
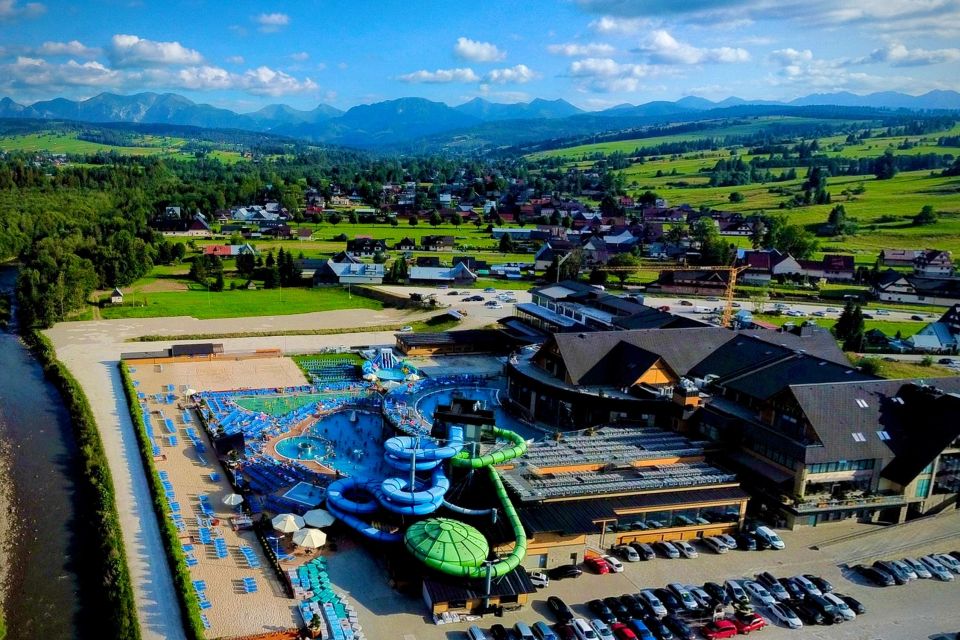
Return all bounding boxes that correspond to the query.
[0,266,86,639]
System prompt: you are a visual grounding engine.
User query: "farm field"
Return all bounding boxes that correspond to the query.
[0,131,178,155]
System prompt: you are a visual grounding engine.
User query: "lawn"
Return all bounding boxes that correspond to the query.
[853,356,955,379]
[100,285,381,319]
[0,131,177,155]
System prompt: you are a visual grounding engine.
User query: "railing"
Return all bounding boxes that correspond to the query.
[794,493,907,512]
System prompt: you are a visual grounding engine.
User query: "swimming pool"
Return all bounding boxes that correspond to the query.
[308,410,386,478]
[275,435,334,462]
[414,386,536,440]
[283,481,326,507]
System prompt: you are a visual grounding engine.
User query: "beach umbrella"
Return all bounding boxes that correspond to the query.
[222,493,244,506]
[303,508,335,528]
[362,373,378,382]
[184,388,198,396]
[272,513,305,533]
[406,373,420,381]
[293,527,327,549]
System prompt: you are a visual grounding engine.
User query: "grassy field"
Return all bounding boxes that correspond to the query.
[854,355,956,379]
[100,285,380,319]
[0,130,246,162]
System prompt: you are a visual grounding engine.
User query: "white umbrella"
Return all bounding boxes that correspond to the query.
[303,508,335,528]
[292,527,327,549]
[272,513,305,533]
[362,373,378,382]
[184,388,198,396]
[406,373,420,381]
[222,493,244,506]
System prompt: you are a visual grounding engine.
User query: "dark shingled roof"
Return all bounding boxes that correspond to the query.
[423,567,537,604]
[519,486,749,535]
[720,356,873,402]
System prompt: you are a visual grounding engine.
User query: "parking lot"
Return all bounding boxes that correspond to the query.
[329,512,960,640]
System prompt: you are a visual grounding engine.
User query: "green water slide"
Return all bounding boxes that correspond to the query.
[404,426,528,578]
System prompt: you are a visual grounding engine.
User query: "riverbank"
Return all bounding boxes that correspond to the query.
[0,438,10,640]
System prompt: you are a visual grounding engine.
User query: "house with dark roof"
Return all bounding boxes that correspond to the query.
[879,248,922,268]
[906,304,960,353]
[533,240,577,271]
[914,249,954,277]
[421,235,455,251]
[392,237,416,251]
[874,269,960,305]
[345,236,387,257]
[655,270,730,296]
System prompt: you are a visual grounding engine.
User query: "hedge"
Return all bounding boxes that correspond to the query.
[28,331,141,640]
[119,362,206,640]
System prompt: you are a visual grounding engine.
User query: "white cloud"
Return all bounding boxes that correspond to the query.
[568,57,652,92]
[769,48,814,65]
[454,37,506,62]
[859,42,960,66]
[485,64,536,84]
[547,42,615,57]
[172,65,234,90]
[38,40,100,57]
[0,0,45,21]
[110,34,203,67]
[398,67,480,83]
[589,15,651,34]
[634,30,749,64]
[1,56,120,90]
[290,51,309,61]
[241,66,316,95]
[255,12,290,33]
[225,55,244,65]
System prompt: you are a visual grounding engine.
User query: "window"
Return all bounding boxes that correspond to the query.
[852,432,867,442]
[916,478,931,498]
[876,431,891,441]
[855,399,868,408]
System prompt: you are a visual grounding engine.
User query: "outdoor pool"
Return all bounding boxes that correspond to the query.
[275,435,333,462]
[283,481,326,507]
[308,410,386,478]
[415,386,536,440]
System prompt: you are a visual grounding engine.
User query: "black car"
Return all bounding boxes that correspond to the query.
[629,542,656,561]
[791,601,825,625]
[734,533,758,550]
[602,596,630,621]
[652,588,682,614]
[855,564,895,586]
[547,596,574,623]
[663,615,696,640]
[588,599,617,625]
[836,593,866,615]
[643,615,675,640]
[620,594,646,619]
[779,577,806,601]
[873,560,909,585]
[490,623,511,640]
[547,564,582,580]
[702,582,731,606]
[808,593,844,624]
[804,574,834,593]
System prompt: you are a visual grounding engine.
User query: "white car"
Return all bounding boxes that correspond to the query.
[529,571,549,589]
[667,583,699,611]
[571,618,599,640]
[716,533,738,549]
[743,580,776,606]
[920,555,954,581]
[768,603,803,629]
[589,619,614,640]
[639,590,668,617]
[823,593,856,621]
[791,574,821,596]
[614,544,640,562]
[890,559,917,581]
[934,553,960,574]
[399,325,413,332]
[903,557,933,579]
[674,540,699,558]
[602,554,624,573]
[701,536,728,554]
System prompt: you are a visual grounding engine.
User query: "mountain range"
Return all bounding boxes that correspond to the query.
[1,89,959,149]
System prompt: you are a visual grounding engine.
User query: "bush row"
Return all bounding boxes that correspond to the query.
[118,362,205,640]
[27,332,141,640]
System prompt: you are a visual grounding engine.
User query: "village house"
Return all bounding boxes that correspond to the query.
[202,243,257,258]
[420,235,455,252]
[408,262,478,285]
[345,236,387,257]
[392,237,417,252]
[874,269,960,305]
[913,250,954,277]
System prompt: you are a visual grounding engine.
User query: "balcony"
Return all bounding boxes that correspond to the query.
[792,491,908,513]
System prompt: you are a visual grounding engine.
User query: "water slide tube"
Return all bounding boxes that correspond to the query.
[451,426,527,469]
[325,478,403,543]
[377,427,464,515]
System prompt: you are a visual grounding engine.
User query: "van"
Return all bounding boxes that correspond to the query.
[754,525,785,550]
[571,618,599,640]
[694,306,709,313]
[529,571,550,589]
[702,536,728,554]
[514,622,536,640]
[467,625,489,640]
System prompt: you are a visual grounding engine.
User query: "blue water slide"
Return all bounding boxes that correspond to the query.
[325,477,379,515]
[376,427,464,516]
[325,498,402,542]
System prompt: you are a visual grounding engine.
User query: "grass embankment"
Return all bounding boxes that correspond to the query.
[27,332,141,640]
[118,363,205,640]
[101,285,381,320]
[851,354,955,379]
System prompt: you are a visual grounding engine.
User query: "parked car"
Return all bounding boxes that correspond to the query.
[625,620,656,640]
[807,593,844,624]
[490,624,509,640]
[703,582,731,606]
[589,619,614,640]
[852,564,895,586]
[792,574,822,596]
[641,616,673,640]
[742,580,776,606]
[610,622,637,640]
[514,622,537,640]
[791,601,824,626]
[585,556,611,574]
[688,585,713,609]
[679,300,693,306]
[715,533,738,549]
[888,560,917,581]
[734,532,758,550]
[903,556,933,579]
[602,597,630,622]
[874,560,909,585]
[666,584,698,611]
[603,555,625,573]
[587,599,617,625]
[398,325,413,332]
[754,525,785,550]
[652,588,682,614]
[662,616,695,640]
[532,621,559,640]
[700,620,737,640]
[630,542,656,561]
[768,603,803,629]
[548,565,583,580]
[548,596,575,623]
[614,545,640,562]
[467,625,489,640]
[639,590,668,618]
[701,536,728,554]
[934,553,960,574]
[571,618,599,640]
[919,555,955,581]
[529,571,549,589]
[780,577,807,601]
[674,540,698,558]
[730,612,767,634]
[756,573,789,601]
[556,624,576,640]
[823,593,856,621]
[836,593,866,615]
[804,574,834,593]
[654,541,680,559]
[483,287,497,293]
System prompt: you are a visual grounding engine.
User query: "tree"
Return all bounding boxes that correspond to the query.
[408,215,419,226]
[665,222,685,245]
[857,357,881,375]
[348,210,359,224]
[749,220,767,249]
[263,265,279,289]
[429,211,443,227]
[589,267,608,285]
[545,249,583,282]
[498,234,515,253]
[327,212,342,226]
[450,212,463,228]
[265,250,275,268]
[188,256,207,284]
[236,252,255,277]
[387,258,408,283]
[834,300,865,352]
[372,250,387,264]
[873,150,898,180]
[728,191,745,203]
[211,271,225,292]
[913,204,938,226]
[824,204,857,236]
[606,252,640,284]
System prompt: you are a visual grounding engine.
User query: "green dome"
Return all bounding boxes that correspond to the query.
[404,518,489,569]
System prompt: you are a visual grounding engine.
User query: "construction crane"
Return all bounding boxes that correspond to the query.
[596,264,751,328]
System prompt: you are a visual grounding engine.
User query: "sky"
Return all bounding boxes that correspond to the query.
[1,0,960,113]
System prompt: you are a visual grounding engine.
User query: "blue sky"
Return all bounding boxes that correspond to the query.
[1,0,959,112]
